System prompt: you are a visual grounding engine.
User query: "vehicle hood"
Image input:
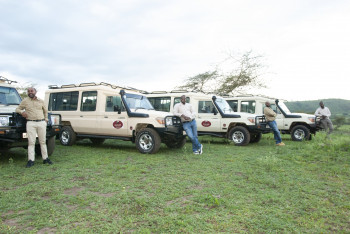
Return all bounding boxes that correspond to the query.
[0,104,17,113]
[292,113,315,118]
[133,109,173,117]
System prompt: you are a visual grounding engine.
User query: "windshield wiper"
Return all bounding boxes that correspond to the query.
[6,103,20,106]
[134,107,147,111]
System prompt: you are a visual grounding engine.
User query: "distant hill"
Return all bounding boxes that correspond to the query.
[286,99,350,117]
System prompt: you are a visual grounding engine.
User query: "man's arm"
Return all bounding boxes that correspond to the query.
[42,100,49,122]
[189,104,197,119]
[264,107,276,117]
[15,99,26,114]
[314,107,321,116]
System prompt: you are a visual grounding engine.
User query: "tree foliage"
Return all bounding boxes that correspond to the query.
[15,82,37,99]
[176,50,266,95]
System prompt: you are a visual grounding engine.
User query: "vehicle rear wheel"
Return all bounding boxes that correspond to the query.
[250,132,262,143]
[228,126,250,146]
[90,138,105,145]
[35,136,55,156]
[291,125,310,141]
[59,126,77,146]
[165,137,186,149]
[136,128,161,154]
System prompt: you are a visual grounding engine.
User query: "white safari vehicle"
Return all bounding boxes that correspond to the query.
[225,95,320,141]
[44,82,184,154]
[0,76,61,155]
[146,91,267,146]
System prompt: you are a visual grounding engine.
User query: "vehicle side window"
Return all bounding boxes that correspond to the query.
[81,91,97,111]
[174,97,190,106]
[241,101,256,113]
[262,104,280,114]
[105,96,125,112]
[49,91,79,111]
[148,97,171,112]
[198,100,215,113]
[226,100,238,112]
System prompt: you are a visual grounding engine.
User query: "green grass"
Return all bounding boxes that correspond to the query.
[1,129,350,233]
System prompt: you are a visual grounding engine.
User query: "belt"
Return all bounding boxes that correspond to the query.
[27,119,45,122]
[183,119,194,123]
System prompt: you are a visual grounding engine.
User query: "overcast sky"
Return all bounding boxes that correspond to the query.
[1,0,349,101]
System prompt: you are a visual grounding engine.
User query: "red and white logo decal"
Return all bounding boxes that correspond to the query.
[201,121,211,127]
[113,121,123,129]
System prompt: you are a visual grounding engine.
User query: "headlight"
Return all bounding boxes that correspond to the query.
[156,117,165,125]
[165,117,173,126]
[308,117,315,123]
[50,114,61,126]
[247,117,255,124]
[0,116,10,126]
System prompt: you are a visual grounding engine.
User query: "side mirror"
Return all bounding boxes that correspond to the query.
[213,107,218,115]
[114,105,122,114]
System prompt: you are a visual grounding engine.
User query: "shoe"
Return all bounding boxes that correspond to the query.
[199,144,203,154]
[193,151,199,155]
[26,160,34,168]
[276,142,285,146]
[43,158,53,165]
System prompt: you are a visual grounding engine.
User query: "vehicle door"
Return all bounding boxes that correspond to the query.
[262,102,284,129]
[73,91,98,134]
[196,100,221,132]
[98,94,128,136]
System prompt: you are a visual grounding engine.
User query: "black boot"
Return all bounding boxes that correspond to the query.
[43,158,53,165]
[26,160,34,168]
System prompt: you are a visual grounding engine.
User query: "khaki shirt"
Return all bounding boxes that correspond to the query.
[16,97,48,121]
[173,102,196,122]
[264,107,276,122]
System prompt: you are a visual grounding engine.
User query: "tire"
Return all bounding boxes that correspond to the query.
[165,137,186,149]
[90,138,105,145]
[59,126,77,146]
[291,125,310,141]
[228,126,250,146]
[35,136,55,156]
[136,128,161,154]
[250,132,262,143]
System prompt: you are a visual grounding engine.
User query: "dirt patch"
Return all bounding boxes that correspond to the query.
[63,187,84,196]
[37,227,57,234]
[73,176,86,181]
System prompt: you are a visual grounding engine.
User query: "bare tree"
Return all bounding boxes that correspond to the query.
[216,50,266,95]
[15,82,37,99]
[176,70,218,92]
[176,50,267,94]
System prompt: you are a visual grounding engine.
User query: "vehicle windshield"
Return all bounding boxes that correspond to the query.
[215,97,235,114]
[125,94,154,110]
[278,101,291,114]
[0,87,22,105]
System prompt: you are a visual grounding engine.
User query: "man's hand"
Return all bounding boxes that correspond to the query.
[181,114,191,121]
[21,111,28,119]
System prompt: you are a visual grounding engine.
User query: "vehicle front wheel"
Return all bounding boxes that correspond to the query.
[165,137,186,149]
[136,128,161,154]
[250,132,262,143]
[59,126,77,146]
[228,126,250,146]
[35,136,55,156]
[291,125,310,141]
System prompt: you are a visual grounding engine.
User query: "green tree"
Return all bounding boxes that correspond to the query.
[15,82,37,99]
[333,115,346,129]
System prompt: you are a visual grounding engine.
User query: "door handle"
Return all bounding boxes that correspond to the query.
[104,116,108,118]
[80,116,83,117]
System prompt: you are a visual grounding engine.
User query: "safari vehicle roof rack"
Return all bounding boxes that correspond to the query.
[0,76,17,84]
[47,82,147,93]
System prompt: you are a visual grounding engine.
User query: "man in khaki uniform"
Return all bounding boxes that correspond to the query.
[16,87,53,167]
[264,101,285,146]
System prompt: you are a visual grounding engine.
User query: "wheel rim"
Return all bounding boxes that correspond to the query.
[61,131,69,144]
[232,131,244,144]
[139,133,153,151]
[294,129,305,140]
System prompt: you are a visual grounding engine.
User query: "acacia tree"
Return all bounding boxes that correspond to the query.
[177,50,266,94]
[15,82,37,99]
[176,70,218,92]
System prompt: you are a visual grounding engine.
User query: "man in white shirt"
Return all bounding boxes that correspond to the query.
[315,101,333,137]
[173,95,203,154]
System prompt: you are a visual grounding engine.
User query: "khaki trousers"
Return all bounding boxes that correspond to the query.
[320,118,334,136]
[26,121,48,161]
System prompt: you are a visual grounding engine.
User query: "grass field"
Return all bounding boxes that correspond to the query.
[1,127,349,233]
